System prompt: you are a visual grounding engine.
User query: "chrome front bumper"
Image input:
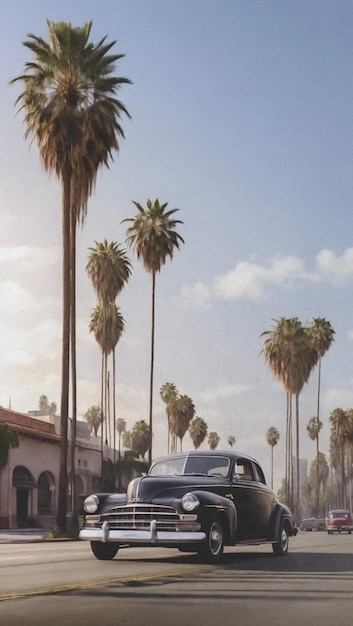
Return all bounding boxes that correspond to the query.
[79,520,206,544]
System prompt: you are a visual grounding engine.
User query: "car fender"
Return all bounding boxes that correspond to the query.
[83,492,127,516]
[183,489,237,543]
[271,503,293,540]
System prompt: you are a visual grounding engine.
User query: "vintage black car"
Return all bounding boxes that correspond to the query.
[79,450,296,563]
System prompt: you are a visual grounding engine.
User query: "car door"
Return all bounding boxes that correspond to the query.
[230,458,262,540]
[252,461,277,538]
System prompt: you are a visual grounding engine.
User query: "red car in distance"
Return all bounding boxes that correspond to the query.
[326,509,352,534]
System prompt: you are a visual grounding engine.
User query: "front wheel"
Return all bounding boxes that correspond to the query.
[198,519,224,563]
[272,522,289,556]
[90,541,119,560]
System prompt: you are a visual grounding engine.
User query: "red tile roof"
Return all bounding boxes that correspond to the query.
[0,407,61,442]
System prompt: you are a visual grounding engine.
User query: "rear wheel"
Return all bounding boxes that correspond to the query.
[272,522,289,556]
[90,541,119,560]
[198,518,224,563]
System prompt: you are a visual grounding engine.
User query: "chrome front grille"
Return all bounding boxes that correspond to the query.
[103,504,182,531]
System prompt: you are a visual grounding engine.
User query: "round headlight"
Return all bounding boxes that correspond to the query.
[83,494,99,514]
[182,493,200,512]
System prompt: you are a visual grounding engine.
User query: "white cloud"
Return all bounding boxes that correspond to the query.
[214,261,268,300]
[0,245,60,276]
[198,384,251,404]
[316,248,353,283]
[180,281,211,308]
[181,248,353,306]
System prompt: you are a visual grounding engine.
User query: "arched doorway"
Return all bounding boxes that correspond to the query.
[12,466,37,527]
[38,471,55,516]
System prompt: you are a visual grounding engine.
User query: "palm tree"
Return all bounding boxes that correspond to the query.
[83,405,102,437]
[262,317,318,515]
[131,420,152,460]
[87,240,131,474]
[307,415,323,516]
[124,199,184,465]
[87,240,132,305]
[345,409,353,513]
[160,382,178,453]
[12,21,131,532]
[228,435,236,448]
[89,303,125,467]
[39,395,57,416]
[308,451,329,515]
[116,417,126,490]
[208,432,220,450]
[329,408,352,506]
[307,317,335,513]
[189,417,208,450]
[266,427,280,489]
[173,395,195,451]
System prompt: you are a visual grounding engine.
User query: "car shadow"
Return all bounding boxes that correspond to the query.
[116,546,353,573]
[220,550,353,573]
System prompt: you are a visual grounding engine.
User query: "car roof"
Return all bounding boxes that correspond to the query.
[152,450,259,464]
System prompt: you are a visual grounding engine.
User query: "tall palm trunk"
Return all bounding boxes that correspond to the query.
[315,358,321,516]
[285,392,291,503]
[100,349,104,489]
[113,348,116,466]
[57,170,71,532]
[70,204,78,532]
[148,271,156,466]
[270,445,274,490]
[295,393,300,523]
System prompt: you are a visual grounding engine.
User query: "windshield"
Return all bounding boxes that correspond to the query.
[150,455,230,477]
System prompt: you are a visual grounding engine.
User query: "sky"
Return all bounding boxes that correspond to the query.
[1,0,353,490]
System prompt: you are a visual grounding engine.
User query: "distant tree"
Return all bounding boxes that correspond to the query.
[0,424,19,471]
[116,418,126,490]
[329,408,352,506]
[307,416,323,516]
[160,383,195,453]
[123,430,132,449]
[266,427,280,489]
[262,317,318,516]
[89,303,125,449]
[87,240,131,452]
[160,382,178,453]
[189,417,208,450]
[208,432,220,450]
[39,395,57,416]
[308,452,329,516]
[116,418,127,453]
[307,317,335,513]
[131,420,151,460]
[173,395,195,451]
[83,405,102,437]
[228,435,236,448]
[124,199,184,465]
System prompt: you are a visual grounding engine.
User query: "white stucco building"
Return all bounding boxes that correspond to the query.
[0,407,103,529]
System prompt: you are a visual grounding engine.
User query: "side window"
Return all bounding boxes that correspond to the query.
[234,460,254,481]
[254,463,266,485]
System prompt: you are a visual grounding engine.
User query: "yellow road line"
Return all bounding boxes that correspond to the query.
[0,567,211,602]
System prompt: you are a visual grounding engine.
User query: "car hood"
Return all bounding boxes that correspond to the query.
[130,474,228,503]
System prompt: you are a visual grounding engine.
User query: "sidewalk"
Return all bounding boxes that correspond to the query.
[0,528,50,543]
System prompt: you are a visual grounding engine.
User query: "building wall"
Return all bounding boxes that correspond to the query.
[0,427,103,530]
[0,436,60,528]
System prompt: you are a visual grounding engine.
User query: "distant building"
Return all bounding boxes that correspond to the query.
[0,407,105,529]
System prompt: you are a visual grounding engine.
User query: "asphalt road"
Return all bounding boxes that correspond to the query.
[1,531,352,626]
